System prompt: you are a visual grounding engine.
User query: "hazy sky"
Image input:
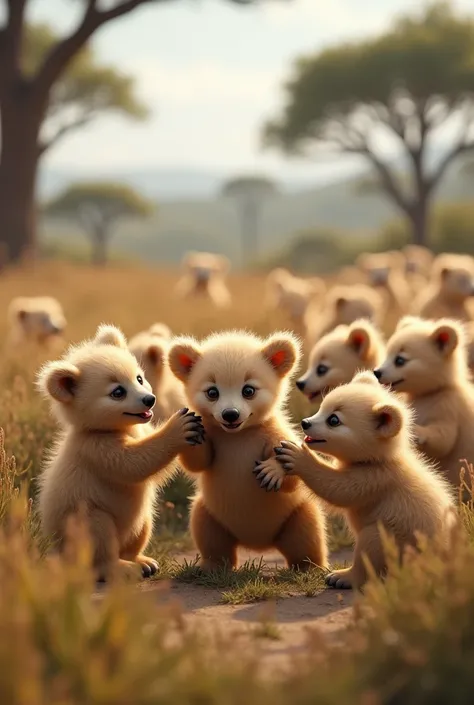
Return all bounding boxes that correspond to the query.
[25,0,474,179]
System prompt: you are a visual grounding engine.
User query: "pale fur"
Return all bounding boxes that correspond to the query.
[128,331,186,422]
[7,296,66,349]
[305,284,383,346]
[174,251,231,308]
[256,371,455,590]
[402,245,434,294]
[296,319,385,402]
[265,268,326,324]
[357,251,410,334]
[412,253,474,322]
[376,316,474,496]
[37,323,204,581]
[168,330,327,572]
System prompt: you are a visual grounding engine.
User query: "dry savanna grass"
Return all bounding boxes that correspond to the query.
[0,260,473,703]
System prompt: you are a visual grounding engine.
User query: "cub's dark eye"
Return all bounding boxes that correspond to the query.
[110,385,127,400]
[316,364,329,377]
[242,384,256,399]
[394,355,406,368]
[206,386,219,401]
[137,375,143,385]
[326,413,341,428]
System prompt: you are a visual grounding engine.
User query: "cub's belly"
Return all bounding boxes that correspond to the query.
[198,472,302,548]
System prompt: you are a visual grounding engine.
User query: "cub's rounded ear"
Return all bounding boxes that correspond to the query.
[37,361,80,403]
[372,402,402,439]
[430,323,460,356]
[261,333,301,378]
[149,322,171,339]
[352,370,379,386]
[147,342,166,368]
[94,324,127,349]
[396,315,420,331]
[347,323,372,360]
[168,338,201,382]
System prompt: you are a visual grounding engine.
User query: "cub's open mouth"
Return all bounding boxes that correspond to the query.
[307,391,322,401]
[222,421,243,430]
[304,436,326,444]
[124,410,153,420]
[390,379,404,387]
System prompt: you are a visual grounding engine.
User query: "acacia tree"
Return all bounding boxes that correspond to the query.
[24,24,148,156]
[221,176,278,264]
[45,182,154,266]
[0,0,285,264]
[262,2,474,247]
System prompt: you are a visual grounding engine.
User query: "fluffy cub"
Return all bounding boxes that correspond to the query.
[37,324,204,581]
[168,331,327,572]
[174,251,231,308]
[305,284,383,346]
[296,320,385,403]
[255,372,455,591]
[128,330,185,422]
[8,296,66,348]
[412,253,474,322]
[357,251,409,334]
[375,316,474,496]
[265,268,326,325]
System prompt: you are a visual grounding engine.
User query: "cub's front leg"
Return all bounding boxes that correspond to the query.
[253,440,299,492]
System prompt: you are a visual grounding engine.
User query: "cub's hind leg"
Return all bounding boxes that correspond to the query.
[88,509,141,582]
[274,500,328,572]
[190,496,238,571]
[120,517,159,578]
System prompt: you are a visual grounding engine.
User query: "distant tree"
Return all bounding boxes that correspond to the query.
[221,176,278,264]
[0,0,289,264]
[45,182,154,266]
[263,2,474,247]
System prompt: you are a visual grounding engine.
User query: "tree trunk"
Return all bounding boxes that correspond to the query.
[0,95,41,263]
[91,227,108,267]
[409,193,429,248]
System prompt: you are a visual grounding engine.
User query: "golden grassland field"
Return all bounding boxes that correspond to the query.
[1,260,474,704]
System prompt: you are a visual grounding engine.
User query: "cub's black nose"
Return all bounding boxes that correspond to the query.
[222,408,240,423]
[51,325,62,334]
[295,380,306,391]
[373,369,382,381]
[142,394,156,409]
[301,418,312,431]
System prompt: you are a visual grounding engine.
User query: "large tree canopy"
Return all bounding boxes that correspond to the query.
[45,181,154,266]
[23,23,148,155]
[263,2,474,246]
[0,0,288,264]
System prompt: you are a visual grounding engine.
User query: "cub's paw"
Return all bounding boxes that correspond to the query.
[325,569,353,590]
[169,408,205,447]
[253,457,286,492]
[135,555,159,578]
[274,440,305,472]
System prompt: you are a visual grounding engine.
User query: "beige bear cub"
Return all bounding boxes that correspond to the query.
[255,371,455,591]
[128,329,185,422]
[7,296,66,348]
[168,330,327,572]
[375,316,474,496]
[296,319,385,402]
[412,253,474,322]
[265,268,326,324]
[305,284,383,346]
[37,324,204,582]
[174,251,231,308]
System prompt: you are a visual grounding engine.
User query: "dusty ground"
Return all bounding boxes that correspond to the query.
[134,547,356,670]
